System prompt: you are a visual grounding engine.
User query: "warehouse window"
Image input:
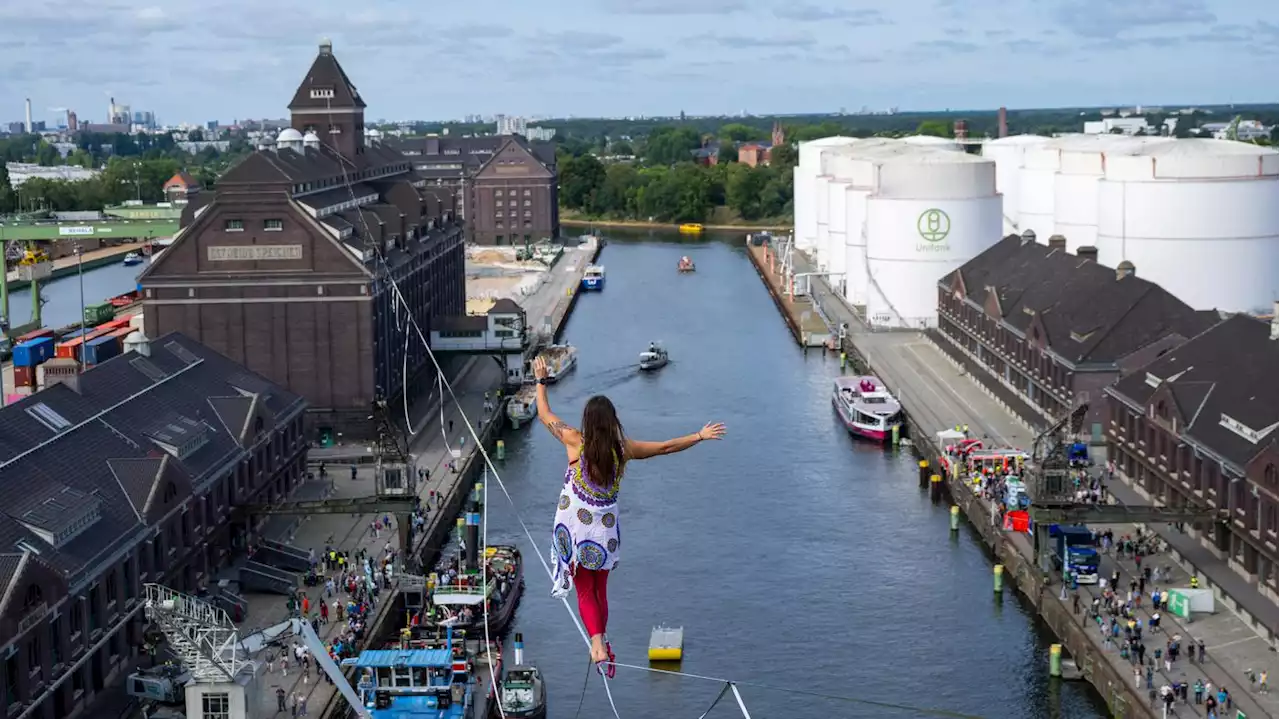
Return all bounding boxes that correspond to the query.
[264,219,283,232]
[224,219,244,232]
[202,693,231,719]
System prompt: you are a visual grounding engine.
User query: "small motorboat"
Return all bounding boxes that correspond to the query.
[537,344,577,383]
[678,223,704,234]
[122,252,144,266]
[507,383,538,427]
[489,634,546,718]
[677,256,695,273]
[581,265,605,291]
[639,342,669,371]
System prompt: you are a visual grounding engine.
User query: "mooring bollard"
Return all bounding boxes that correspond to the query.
[891,424,901,446]
[839,351,847,369]
[1049,644,1062,677]
[929,474,942,501]
[918,460,930,487]
[497,440,506,460]
[950,505,960,531]
[994,564,1005,593]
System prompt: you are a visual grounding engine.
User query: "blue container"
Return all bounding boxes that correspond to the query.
[12,337,55,367]
[62,328,90,339]
[83,335,122,366]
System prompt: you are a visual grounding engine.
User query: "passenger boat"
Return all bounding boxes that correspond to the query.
[678,223,704,234]
[677,256,695,272]
[432,546,524,637]
[638,342,669,371]
[488,634,546,719]
[537,345,577,383]
[831,375,903,442]
[122,252,144,266]
[506,383,538,426]
[581,265,605,291]
[350,626,475,719]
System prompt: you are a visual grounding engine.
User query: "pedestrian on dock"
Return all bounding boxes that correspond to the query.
[530,355,726,675]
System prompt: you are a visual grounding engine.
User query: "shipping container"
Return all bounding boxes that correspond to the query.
[83,303,116,326]
[83,334,123,366]
[55,324,114,360]
[61,328,90,340]
[12,337,55,367]
[99,318,131,332]
[12,365,35,388]
[16,328,54,344]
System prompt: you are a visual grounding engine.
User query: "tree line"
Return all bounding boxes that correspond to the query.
[0,132,251,215]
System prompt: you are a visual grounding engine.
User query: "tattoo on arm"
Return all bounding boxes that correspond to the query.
[545,419,573,441]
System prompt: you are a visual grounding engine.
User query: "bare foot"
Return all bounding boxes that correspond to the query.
[590,637,609,663]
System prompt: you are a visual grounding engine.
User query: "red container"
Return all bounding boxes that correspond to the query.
[16,328,54,344]
[12,365,35,388]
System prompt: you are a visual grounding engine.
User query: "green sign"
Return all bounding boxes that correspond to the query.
[1166,589,1190,619]
[917,209,951,243]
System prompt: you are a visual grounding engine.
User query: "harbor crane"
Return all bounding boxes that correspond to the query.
[1024,402,1227,576]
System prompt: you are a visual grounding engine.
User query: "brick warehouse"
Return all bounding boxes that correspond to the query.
[0,335,305,719]
[934,234,1216,434]
[139,40,465,437]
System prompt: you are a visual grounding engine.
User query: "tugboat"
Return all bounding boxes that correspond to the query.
[537,345,577,384]
[638,342,669,371]
[488,634,547,719]
[122,252,144,266]
[506,383,538,427]
[677,256,695,273]
[581,265,606,291]
[350,626,475,718]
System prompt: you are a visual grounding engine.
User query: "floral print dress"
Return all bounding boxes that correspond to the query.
[551,451,621,599]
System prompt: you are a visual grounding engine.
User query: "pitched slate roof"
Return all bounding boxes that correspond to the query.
[945,235,1217,365]
[1108,314,1278,470]
[388,135,556,178]
[0,332,304,596]
[288,40,367,110]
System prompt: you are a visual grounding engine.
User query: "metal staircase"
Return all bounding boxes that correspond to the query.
[143,583,247,682]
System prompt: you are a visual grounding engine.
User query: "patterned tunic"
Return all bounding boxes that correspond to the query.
[551,452,621,599]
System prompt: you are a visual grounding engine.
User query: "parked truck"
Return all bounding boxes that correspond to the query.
[1050,525,1100,585]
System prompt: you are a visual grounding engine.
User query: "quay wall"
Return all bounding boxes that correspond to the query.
[318,249,596,718]
[747,243,1154,719]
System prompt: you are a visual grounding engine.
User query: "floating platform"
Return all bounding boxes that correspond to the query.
[648,625,684,662]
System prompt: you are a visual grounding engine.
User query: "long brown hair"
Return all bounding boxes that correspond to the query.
[581,395,625,487]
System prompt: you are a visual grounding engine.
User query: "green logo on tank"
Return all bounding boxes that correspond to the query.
[917,209,951,243]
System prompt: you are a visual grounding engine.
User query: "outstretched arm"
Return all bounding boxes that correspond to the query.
[531,356,582,448]
[625,422,726,460]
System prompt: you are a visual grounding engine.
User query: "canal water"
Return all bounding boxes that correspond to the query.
[5,257,147,329]
[482,229,1109,718]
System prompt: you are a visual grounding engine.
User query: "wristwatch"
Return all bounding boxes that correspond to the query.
[536,378,548,385]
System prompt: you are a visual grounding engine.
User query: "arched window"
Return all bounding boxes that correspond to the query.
[23,584,42,611]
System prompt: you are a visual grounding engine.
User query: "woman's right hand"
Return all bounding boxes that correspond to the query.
[532,356,549,380]
[698,422,726,441]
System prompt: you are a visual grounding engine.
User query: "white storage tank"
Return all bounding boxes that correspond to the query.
[1018,135,1102,243]
[838,140,914,307]
[1096,139,1279,312]
[864,148,1002,329]
[814,142,864,270]
[827,176,849,294]
[982,135,1049,234]
[901,135,965,152]
[1053,136,1165,252]
[796,137,860,253]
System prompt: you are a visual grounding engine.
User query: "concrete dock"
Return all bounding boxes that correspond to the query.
[234,239,601,719]
[750,241,1278,719]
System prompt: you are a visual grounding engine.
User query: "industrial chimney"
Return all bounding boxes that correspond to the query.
[953,119,968,140]
[1075,245,1098,262]
[24,98,32,133]
[997,107,1008,138]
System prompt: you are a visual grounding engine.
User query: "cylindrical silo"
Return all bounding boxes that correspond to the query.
[901,135,965,152]
[796,137,859,253]
[864,148,1002,329]
[1096,139,1279,312]
[839,140,912,307]
[982,135,1049,235]
[1053,136,1166,253]
[1018,138,1077,242]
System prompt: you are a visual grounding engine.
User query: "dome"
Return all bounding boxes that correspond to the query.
[276,128,303,143]
[365,128,383,138]
[302,131,321,143]
[124,330,148,343]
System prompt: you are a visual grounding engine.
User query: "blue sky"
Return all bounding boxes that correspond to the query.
[0,0,1276,125]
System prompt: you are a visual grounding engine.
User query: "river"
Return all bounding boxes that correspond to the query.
[476,229,1109,719]
[4,257,148,329]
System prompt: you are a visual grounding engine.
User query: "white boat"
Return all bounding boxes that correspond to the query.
[122,252,144,266]
[677,256,695,273]
[638,342,669,371]
[831,375,903,443]
[507,383,538,425]
[581,265,605,291]
[538,344,577,383]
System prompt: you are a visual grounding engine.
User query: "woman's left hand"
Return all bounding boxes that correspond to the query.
[698,422,726,441]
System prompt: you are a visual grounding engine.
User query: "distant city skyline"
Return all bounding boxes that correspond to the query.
[0,0,1275,124]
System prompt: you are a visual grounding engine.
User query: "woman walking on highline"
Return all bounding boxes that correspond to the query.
[532,356,726,675]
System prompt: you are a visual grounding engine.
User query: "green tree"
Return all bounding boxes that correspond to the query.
[718,123,766,142]
[724,163,768,220]
[770,142,797,169]
[718,141,739,164]
[914,120,951,137]
[594,163,642,216]
[0,163,12,214]
[643,127,702,166]
[559,154,606,210]
[608,140,634,156]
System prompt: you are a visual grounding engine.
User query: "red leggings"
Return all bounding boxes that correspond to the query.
[572,566,610,637]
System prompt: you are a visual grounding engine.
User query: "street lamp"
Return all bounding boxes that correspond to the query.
[75,243,85,373]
